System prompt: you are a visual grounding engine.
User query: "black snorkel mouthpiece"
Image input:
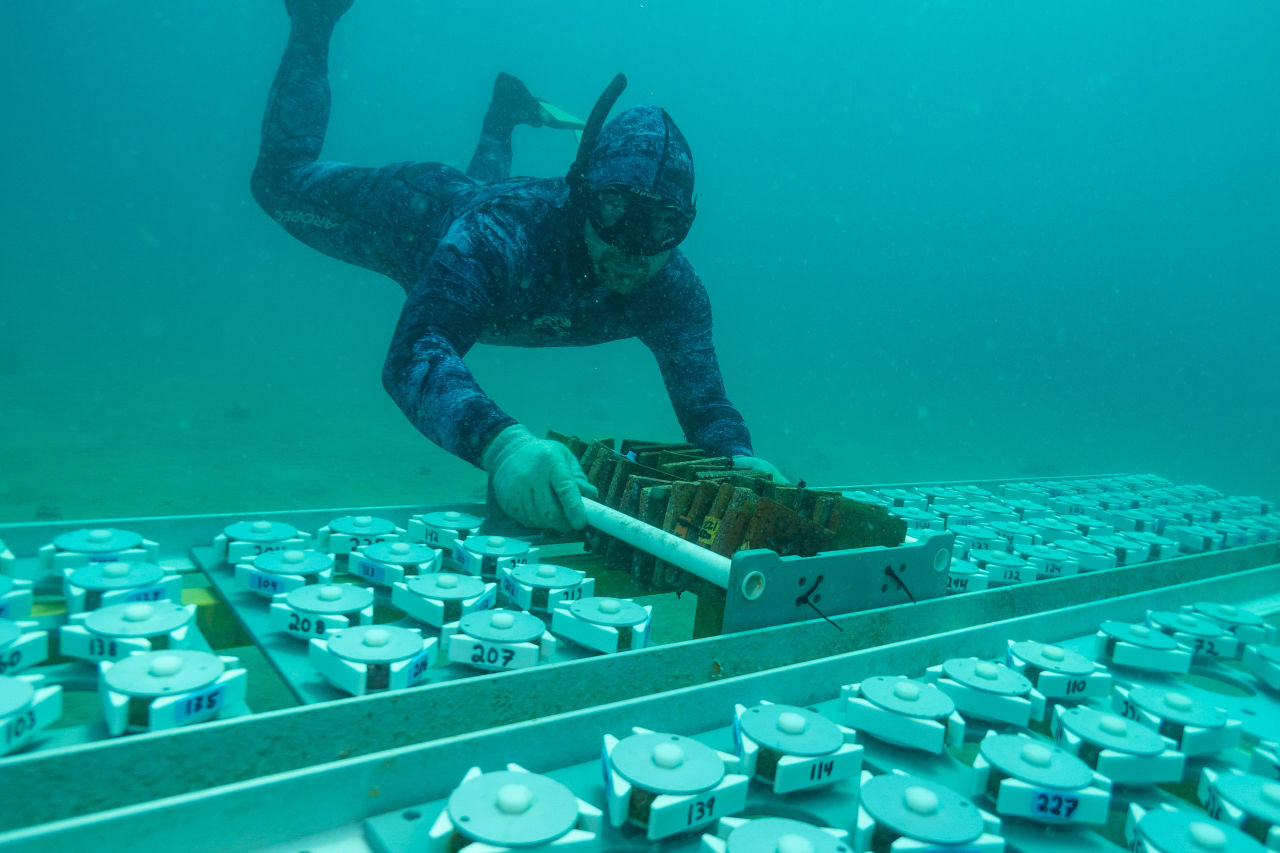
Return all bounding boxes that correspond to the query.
[566,73,627,198]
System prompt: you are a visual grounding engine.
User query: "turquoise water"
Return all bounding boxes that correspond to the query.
[2,1,1278,520]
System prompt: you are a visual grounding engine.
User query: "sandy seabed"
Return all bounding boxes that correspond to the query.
[0,365,488,525]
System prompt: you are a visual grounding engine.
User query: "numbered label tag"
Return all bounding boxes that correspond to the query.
[172,684,226,724]
[2,708,38,749]
[423,527,460,549]
[285,610,336,638]
[0,648,23,675]
[468,640,526,669]
[448,635,538,671]
[648,776,748,840]
[237,565,307,597]
[250,571,287,595]
[697,517,721,546]
[999,565,1032,584]
[553,585,587,605]
[353,558,389,585]
[336,535,390,555]
[454,544,481,576]
[407,648,434,684]
[1187,635,1237,659]
[124,585,168,603]
[227,541,291,563]
[773,745,861,793]
[60,628,148,663]
[83,635,133,661]
[1029,788,1081,821]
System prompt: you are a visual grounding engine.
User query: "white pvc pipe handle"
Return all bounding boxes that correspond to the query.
[582,498,731,588]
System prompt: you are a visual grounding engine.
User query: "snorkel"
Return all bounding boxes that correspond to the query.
[565,73,628,206]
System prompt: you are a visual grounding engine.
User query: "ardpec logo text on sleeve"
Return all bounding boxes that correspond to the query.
[275,210,340,230]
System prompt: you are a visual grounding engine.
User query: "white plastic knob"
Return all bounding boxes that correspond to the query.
[89,529,113,542]
[776,834,814,853]
[353,516,372,527]
[282,550,305,564]
[123,604,154,622]
[598,598,621,614]
[893,681,921,701]
[491,611,515,629]
[318,585,344,602]
[537,564,557,578]
[1041,644,1066,661]
[444,511,461,520]
[362,629,390,647]
[149,655,183,677]
[486,536,506,549]
[903,785,939,815]
[1129,624,1151,638]
[1261,782,1280,806]
[251,521,272,533]
[777,711,808,735]
[1177,614,1199,627]
[436,574,459,589]
[103,562,131,578]
[974,662,1000,680]
[391,542,412,555]
[652,742,685,769]
[1163,692,1193,711]
[495,784,534,815]
[1021,743,1052,768]
[1099,715,1127,736]
[1187,821,1226,850]
[1219,604,1238,615]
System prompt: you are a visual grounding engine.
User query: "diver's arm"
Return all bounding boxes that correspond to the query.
[383,226,595,529]
[638,272,754,459]
[649,335,754,459]
[382,322,520,465]
[381,246,517,465]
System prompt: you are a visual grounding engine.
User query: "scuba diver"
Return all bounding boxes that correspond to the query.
[251,0,787,532]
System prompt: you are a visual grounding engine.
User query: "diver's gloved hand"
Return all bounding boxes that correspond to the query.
[286,0,354,29]
[732,454,791,484]
[483,425,599,532]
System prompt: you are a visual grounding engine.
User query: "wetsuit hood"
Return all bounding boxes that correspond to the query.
[565,76,695,217]
[586,105,695,217]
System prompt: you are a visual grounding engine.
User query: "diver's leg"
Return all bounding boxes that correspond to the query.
[465,73,547,183]
[252,1,467,283]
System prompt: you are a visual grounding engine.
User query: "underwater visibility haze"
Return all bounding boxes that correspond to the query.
[1,0,1278,521]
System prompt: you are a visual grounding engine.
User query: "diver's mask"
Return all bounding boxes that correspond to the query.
[584,184,695,256]
[568,75,696,256]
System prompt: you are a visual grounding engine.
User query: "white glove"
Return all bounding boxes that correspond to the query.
[483,425,598,531]
[732,454,790,484]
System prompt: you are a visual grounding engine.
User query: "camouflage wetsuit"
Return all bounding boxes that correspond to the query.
[250,23,753,467]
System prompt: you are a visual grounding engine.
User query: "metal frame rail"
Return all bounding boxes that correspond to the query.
[1,476,1276,837]
[1,562,1276,852]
